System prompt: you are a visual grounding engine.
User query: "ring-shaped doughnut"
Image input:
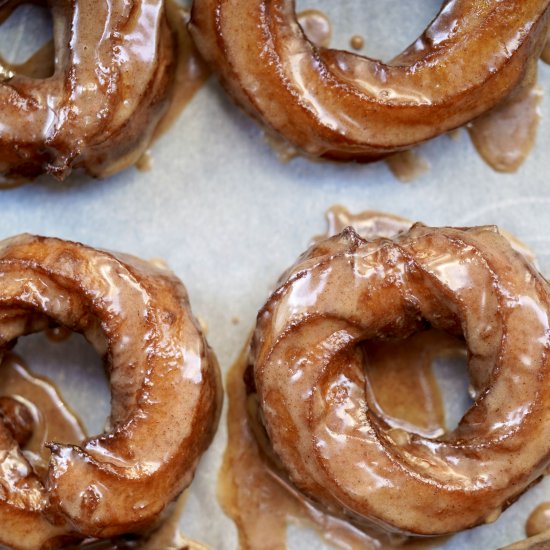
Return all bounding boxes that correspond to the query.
[0,0,175,180]
[0,234,222,549]
[190,0,550,160]
[251,224,550,535]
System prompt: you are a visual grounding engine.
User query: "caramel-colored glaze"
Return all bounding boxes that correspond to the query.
[45,326,73,343]
[316,205,411,243]
[262,131,300,163]
[502,535,550,550]
[447,129,462,141]
[220,209,473,549]
[502,511,550,550]
[297,10,332,49]
[0,352,86,549]
[350,35,365,51]
[0,235,223,549]
[0,353,86,480]
[526,503,550,537]
[364,331,466,440]
[139,493,212,550]
[0,0,175,182]
[260,9,331,163]
[503,500,550,548]
[468,64,543,172]
[219,342,400,550]
[0,1,209,185]
[0,40,54,80]
[385,150,430,182]
[190,0,550,161]
[319,205,538,264]
[136,151,154,173]
[0,395,34,446]
[76,492,213,549]
[151,2,211,143]
[221,338,457,549]
[236,5,543,174]
[250,210,550,538]
[0,35,56,189]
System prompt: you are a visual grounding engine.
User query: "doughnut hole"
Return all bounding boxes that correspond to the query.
[0,328,109,481]
[363,329,472,440]
[11,330,110,437]
[0,3,54,79]
[431,348,473,434]
[295,0,442,59]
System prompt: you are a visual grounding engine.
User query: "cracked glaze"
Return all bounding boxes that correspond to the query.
[190,0,550,161]
[251,223,550,536]
[0,234,222,549]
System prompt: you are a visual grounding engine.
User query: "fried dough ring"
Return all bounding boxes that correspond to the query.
[0,0,175,181]
[190,0,550,160]
[0,235,222,549]
[251,224,550,536]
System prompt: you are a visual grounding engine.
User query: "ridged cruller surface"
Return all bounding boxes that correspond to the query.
[0,234,222,550]
[190,0,550,161]
[251,224,550,536]
[0,0,175,181]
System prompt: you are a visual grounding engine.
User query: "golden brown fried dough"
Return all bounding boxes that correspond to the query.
[251,224,550,535]
[190,0,550,161]
[0,235,222,549]
[0,0,175,181]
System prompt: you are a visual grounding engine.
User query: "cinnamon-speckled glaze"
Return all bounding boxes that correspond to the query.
[190,0,550,161]
[0,235,222,550]
[0,0,175,181]
[251,224,550,536]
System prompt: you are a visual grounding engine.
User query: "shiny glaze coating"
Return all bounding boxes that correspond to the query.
[0,235,222,549]
[525,503,550,538]
[251,224,550,535]
[0,396,34,446]
[190,0,550,161]
[503,530,550,550]
[0,0,175,180]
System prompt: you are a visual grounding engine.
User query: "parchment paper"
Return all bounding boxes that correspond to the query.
[1,2,549,548]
